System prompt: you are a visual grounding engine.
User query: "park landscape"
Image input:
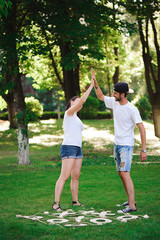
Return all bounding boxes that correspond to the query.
[0,0,160,239]
[0,118,160,239]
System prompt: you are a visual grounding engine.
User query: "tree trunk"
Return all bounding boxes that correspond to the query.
[57,86,60,120]
[112,2,119,85]
[17,125,30,165]
[14,73,30,165]
[73,63,80,96]
[112,43,119,85]
[4,2,30,164]
[60,43,80,101]
[138,14,160,137]
[2,92,17,129]
[7,99,16,129]
[151,94,160,137]
[63,68,77,101]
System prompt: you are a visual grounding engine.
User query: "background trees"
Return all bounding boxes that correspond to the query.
[0,0,159,164]
[120,0,160,137]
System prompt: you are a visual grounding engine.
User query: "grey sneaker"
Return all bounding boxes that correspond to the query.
[116,201,129,207]
[117,201,136,207]
[117,206,137,214]
[121,201,129,206]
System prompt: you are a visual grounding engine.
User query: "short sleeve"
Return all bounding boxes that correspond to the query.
[131,106,142,124]
[104,96,115,109]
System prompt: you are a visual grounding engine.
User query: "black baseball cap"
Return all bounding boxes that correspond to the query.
[114,82,134,94]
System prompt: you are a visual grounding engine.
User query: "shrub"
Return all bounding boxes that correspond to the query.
[135,96,152,120]
[79,96,100,119]
[95,111,112,119]
[0,96,7,111]
[25,97,43,121]
[0,112,8,120]
[39,111,64,120]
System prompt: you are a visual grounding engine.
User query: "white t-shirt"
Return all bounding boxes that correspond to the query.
[62,111,84,147]
[104,96,142,146]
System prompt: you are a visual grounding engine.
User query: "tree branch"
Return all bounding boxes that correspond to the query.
[42,28,64,90]
[145,18,157,89]
[138,18,153,97]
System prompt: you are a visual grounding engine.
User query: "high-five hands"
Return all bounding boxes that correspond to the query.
[91,67,96,81]
[91,68,98,88]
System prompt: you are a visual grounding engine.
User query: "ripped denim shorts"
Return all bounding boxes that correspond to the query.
[114,144,134,172]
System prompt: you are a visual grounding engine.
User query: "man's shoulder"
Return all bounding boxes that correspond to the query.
[125,101,135,108]
[104,96,115,102]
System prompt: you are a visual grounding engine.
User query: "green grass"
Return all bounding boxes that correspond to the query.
[0,119,160,240]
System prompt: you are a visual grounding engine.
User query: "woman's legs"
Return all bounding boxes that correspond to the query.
[54,158,75,206]
[70,158,82,202]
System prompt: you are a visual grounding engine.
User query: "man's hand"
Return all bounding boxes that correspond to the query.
[136,122,147,162]
[140,151,147,162]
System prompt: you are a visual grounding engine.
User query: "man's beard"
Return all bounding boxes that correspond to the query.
[115,95,121,101]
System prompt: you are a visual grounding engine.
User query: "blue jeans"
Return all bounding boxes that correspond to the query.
[114,144,134,172]
[60,145,83,160]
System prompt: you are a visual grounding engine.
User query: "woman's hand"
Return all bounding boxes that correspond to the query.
[91,77,94,87]
[91,68,96,81]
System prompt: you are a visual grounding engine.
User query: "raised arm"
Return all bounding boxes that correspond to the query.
[136,122,147,162]
[91,68,104,101]
[67,74,94,116]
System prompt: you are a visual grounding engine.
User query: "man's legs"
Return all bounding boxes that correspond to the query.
[118,171,136,210]
[114,145,136,210]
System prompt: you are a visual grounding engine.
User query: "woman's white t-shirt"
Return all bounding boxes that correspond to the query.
[62,111,84,147]
[104,96,142,146]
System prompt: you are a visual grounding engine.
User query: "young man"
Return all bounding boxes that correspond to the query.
[91,68,147,213]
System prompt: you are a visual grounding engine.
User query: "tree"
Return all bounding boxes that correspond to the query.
[0,0,17,128]
[122,0,160,137]
[0,0,33,164]
[28,0,114,101]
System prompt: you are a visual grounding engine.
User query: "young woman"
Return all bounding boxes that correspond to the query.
[52,75,94,211]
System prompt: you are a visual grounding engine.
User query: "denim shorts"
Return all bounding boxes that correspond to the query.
[60,145,83,160]
[114,144,134,172]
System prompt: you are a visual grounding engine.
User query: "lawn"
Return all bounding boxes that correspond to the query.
[0,119,160,240]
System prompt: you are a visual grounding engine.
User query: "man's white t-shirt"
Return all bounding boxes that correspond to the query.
[104,96,142,146]
[62,111,84,147]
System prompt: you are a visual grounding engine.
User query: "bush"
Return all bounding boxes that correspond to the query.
[25,97,43,121]
[95,111,112,119]
[0,112,8,120]
[135,96,152,120]
[0,110,112,121]
[79,96,100,119]
[0,96,7,111]
[39,111,64,120]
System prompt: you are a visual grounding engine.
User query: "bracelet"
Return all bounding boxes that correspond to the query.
[140,149,147,153]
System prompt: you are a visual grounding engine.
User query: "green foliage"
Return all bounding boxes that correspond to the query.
[0,110,112,121]
[135,96,152,120]
[25,97,43,122]
[0,111,8,120]
[95,111,112,119]
[39,111,64,120]
[39,111,112,120]
[0,96,7,111]
[79,96,100,119]
[0,0,12,18]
